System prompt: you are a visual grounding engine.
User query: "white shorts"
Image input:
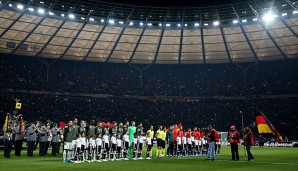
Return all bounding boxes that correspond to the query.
[64,142,73,150]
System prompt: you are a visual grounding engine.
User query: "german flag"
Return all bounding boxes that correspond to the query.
[255,110,283,142]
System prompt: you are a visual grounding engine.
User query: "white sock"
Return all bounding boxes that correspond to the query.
[63,150,67,160]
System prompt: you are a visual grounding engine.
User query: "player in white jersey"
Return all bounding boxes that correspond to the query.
[110,133,117,161]
[182,133,187,156]
[176,133,182,157]
[95,134,102,162]
[102,133,109,161]
[116,135,122,160]
[74,134,82,163]
[132,133,138,160]
[137,132,144,159]
[122,131,129,160]
[87,136,96,162]
[187,135,192,156]
[194,136,199,156]
[80,133,87,161]
[145,132,152,159]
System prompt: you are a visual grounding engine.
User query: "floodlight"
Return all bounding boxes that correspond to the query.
[38,8,45,14]
[233,20,238,24]
[262,12,277,22]
[194,23,200,26]
[166,23,171,26]
[109,19,115,24]
[28,7,34,12]
[242,19,247,23]
[89,18,94,21]
[17,4,24,9]
[213,21,219,26]
[129,21,133,25]
[69,14,75,19]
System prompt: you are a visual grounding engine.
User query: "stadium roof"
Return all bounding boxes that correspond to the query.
[0,0,297,64]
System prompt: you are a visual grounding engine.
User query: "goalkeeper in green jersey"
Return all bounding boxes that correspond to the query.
[128,121,136,159]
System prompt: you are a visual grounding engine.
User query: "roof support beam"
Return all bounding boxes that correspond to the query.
[0,1,32,39]
[83,7,116,61]
[10,1,59,54]
[128,8,154,64]
[231,5,259,61]
[219,26,233,63]
[153,9,169,64]
[200,26,206,64]
[105,7,135,62]
[248,2,288,59]
[178,8,185,64]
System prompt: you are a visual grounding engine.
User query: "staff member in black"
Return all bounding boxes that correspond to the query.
[27,122,37,157]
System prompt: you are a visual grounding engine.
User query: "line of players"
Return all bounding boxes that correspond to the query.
[62,119,221,163]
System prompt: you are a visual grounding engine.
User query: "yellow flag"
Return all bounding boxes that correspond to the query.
[15,102,22,109]
[4,115,8,133]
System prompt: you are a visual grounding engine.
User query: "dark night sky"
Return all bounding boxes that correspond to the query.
[106,0,246,7]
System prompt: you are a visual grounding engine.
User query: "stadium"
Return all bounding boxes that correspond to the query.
[0,0,297,170]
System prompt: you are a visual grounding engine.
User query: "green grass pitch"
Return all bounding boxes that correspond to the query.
[0,146,297,171]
